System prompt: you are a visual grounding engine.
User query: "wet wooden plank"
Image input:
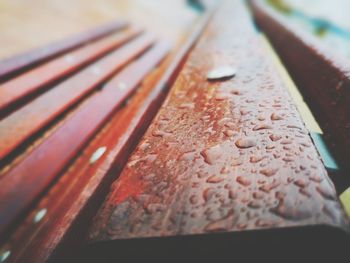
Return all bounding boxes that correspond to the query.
[0,21,127,81]
[251,0,350,181]
[87,0,349,259]
[0,33,155,161]
[0,11,212,262]
[0,40,170,243]
[0,27,142,114]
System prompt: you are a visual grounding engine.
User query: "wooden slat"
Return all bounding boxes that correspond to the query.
[0,40,169,243]
[251,0,350,181]
[0,21,127,81]
[0,10,212,262]
[0,27,142,114]
[0,33,155,161]
[86,0,349,260]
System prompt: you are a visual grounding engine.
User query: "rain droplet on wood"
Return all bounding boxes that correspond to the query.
[90,146,107,164]
[207,66,236,81]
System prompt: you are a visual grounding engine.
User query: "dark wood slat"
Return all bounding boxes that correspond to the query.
[0,33,155,161]
[0,27,142,113]
[0,21,127,81]
[0,40,170,243]
[1,10,212,262]
[251,0,350,183]
[87,0,349,260]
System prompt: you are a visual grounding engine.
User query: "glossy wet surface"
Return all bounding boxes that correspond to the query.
[89,0,348,241]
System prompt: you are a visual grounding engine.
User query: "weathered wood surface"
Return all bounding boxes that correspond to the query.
[89,0,348,248]
[251,0,350,180]
[0,8,212,262]
[0,33,155,161]
[0,39,170,243]
[0,27,140,113]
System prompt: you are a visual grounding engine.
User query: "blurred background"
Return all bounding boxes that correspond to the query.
[268,0,350,57]
[1,0,350,60]
[0,0,199,59]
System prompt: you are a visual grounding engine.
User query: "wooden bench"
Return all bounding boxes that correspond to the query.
[0,0,349,262]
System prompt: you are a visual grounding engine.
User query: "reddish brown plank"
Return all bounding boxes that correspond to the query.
[0,21,127,81]
[0,40,170,243]
[0,27,142,113]
[251,0,350,180]
[87,0,349,259]
[0,10,212,262]
[0,33,156,161]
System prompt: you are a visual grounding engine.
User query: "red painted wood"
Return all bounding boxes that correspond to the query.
[0,33,156,161]
[251,0,350,178]
[0,27,142,113]
[0,21,127,81]
[87,0,348,258]
[1,10,211,262]
[0,40,170,243]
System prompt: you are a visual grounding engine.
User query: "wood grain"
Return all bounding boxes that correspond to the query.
[0,27,141,113]
[0,33,155,161]
[87,1,349,260]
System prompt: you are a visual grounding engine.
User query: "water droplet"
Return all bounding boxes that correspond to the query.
[207,66,236,81]
[236,176,251,186]
[230,89,242,95]
[203,187,215,202]
[269,134,282,141]
[201,145,222,165]
[89,146,107,164]
[204,209,234,232]
[310,175,323,183]
[282,157,294,162]
[215,93,231,101]
[270,198,312,220]
[259,168,278,177]
[299,188,311,197]
[271,113,283,120]
[250,155,266,163]
[240,108,250,115]
[255,219,273,227]
[118,82,127,90]
[232,158,243,166]
[287,125,301,130]
[258,115,266,121]
[235,137,256,148]
[259,180,280,193]
[33,208,47,223]
[207,175,224,184]
[220,166,230,174]
[280,139,292,145]
[228,189,237,199]
[247,200,261,209]
[294,179,309,188]
[223,130,235,137]
[236,222,247,229]
[253,123,272,131]
[0,250,11,262]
